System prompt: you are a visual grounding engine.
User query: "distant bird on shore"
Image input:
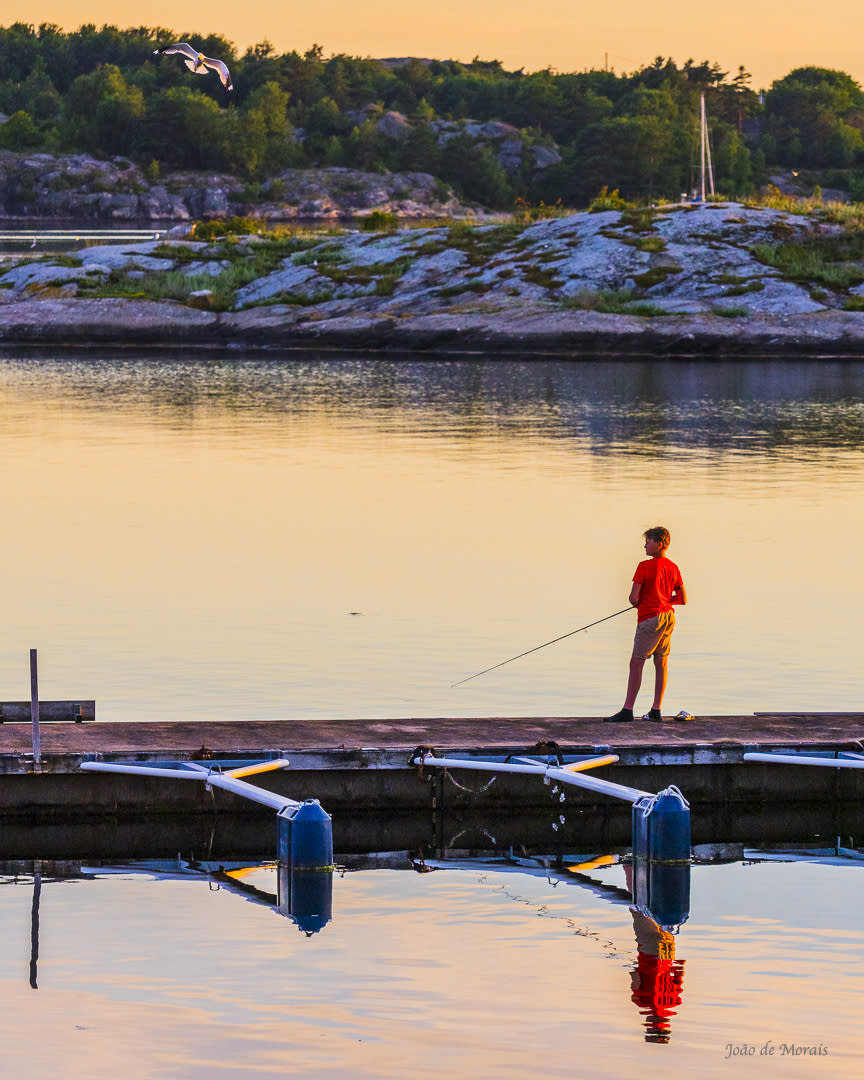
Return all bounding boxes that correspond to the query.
[153,42,233,91]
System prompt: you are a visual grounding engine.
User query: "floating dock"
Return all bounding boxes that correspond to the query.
[1,713,863,821]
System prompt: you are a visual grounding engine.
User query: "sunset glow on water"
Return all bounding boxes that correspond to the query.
[1,352,863,1076]
[1,854,862,1079]
[0,354,860,722]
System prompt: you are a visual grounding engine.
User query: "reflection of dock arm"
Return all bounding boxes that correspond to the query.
[209,867,278,909]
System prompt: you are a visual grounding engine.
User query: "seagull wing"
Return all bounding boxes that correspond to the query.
[203,57,234,91]
[154,42,200,62]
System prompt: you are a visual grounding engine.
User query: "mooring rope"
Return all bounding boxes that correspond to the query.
[443,767,497,794]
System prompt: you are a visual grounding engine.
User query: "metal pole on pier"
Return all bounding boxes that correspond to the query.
[30,649,40,765]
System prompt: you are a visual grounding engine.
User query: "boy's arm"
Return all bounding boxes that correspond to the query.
[629,582,641,607]
[671,581,687,605]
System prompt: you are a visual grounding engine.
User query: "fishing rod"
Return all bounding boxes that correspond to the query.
[451,606,633,688]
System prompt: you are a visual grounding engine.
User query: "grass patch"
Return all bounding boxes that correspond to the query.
[512,198,569,223]
[751,236,864,290]
[243,289,335,309]
[375,271,404,296]
[631,265,682,288]
[153,243,207,262]
[564,288,665,315]
[634,235,666,252]
[842,295,864,310]
[441,222,525,265]
[315,258,412,291]
[621,303,668,316]
[361,211,398,231]
[191,217,264,241]
[293,245,348,267]
[588,187,634,213]
[522,266,564,288]
[82,261,274,311]
[724,280,765,296]
[618,207,660,233]
[437,279,494,298]
[40,254,83,268]
[713,307,749,318]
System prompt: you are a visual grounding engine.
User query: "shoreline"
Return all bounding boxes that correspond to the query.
[5,201,864,357]
[2,297,864,357]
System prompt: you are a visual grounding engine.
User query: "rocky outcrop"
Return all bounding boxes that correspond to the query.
[429,118,562,176]
[2,201,864,354]
[0,153,470,221]
[341,108,563,177]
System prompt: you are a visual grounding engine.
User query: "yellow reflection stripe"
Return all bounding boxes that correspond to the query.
[565,854,617,873]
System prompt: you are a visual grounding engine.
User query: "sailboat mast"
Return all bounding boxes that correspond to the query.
[700,91,715,200]
[700,92,706,201]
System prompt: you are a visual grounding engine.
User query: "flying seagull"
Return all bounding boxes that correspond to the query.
[153,43,233,91]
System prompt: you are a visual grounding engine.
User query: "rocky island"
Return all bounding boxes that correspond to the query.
[3,193,864,355]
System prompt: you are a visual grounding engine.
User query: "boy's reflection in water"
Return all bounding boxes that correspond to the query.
[629,907,686,1043]
[623,860,687,1042]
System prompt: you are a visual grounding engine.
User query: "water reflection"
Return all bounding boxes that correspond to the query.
[630,906,686,1044]
[29,871,40,991]
[5,839,864,1070]
[0,352,862,721]
[625,859,688,1042]
[416,848,692,1044]
[2,353,864,455]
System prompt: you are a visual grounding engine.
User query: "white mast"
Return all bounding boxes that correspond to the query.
[700,92,715,200]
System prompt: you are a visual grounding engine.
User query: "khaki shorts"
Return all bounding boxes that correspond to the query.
[632,610,675,661]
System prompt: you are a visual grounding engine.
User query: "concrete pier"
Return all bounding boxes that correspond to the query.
[1,713,862,821]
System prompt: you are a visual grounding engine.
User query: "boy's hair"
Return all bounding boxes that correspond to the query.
[644,526,670,551]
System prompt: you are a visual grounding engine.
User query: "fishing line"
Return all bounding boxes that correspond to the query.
[451,607,633,688]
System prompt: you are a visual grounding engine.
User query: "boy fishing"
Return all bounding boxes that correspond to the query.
[606,526,687,723]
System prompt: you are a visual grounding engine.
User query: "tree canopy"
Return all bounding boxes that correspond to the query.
[1,24,863,206]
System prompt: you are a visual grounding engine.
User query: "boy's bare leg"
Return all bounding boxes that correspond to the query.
[652,653,668,710]
[623,657,644,710]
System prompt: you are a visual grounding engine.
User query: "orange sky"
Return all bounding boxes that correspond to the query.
[4,2,864,90]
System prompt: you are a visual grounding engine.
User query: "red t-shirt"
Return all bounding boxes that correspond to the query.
[633,556,683,623]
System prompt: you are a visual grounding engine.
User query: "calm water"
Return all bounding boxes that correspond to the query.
[0,352,862,719]
[2,351,863,1076]
[1,849,862,1079]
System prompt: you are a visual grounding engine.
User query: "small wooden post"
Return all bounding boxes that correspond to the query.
[30,649,40,765]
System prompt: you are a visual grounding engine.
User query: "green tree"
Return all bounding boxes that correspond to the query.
[714,128,753,194]
[243,80,295,173]
[61,65,145,155]
[143,86,225,168]
[765,67,864,167]
[440,133,513,207]
[0,110,43,149]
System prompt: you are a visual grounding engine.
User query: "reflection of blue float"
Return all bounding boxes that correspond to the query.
[632,858,690,930]
[278,864,333,934]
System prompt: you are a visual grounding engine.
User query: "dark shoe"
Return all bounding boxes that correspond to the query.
[605,708,634,722]
[642,708,663,722]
